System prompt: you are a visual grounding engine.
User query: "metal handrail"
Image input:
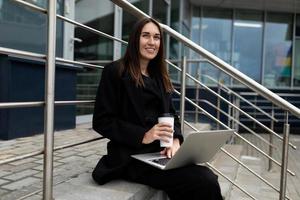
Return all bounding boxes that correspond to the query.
[111,0,300,118]
[0,101,94,109]
[0,136,103,165]
[201,74,278,122]
[199,99,277,150]
[167,59,278,122]
[11,0,128,45]
[174,89,295,176]
[206,162,257,200]
[0,47,104,70]
[176,59,278,123]
[240,92,300,97]
[167,60,297,149]
[221,147,291,200]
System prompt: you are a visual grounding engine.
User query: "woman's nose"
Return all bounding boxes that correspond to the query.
[147,37,155,44]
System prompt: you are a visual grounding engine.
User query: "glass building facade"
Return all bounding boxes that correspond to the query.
[73,0,300,115]
[0,0,64,56]
[190,7,297,89]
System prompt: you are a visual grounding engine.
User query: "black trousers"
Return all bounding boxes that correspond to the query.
[123,160,223,200]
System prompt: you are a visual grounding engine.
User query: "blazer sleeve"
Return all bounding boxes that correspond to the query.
[92,63,147,149]
[169,94,184,144]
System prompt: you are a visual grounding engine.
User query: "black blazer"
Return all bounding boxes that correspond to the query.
[92,60,183,185]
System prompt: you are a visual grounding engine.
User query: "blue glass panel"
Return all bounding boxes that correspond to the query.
[264,13,293,87]
[294,39,300,86]
[295,15,300,86]
[201,7,232,85]
[233,10,263,84]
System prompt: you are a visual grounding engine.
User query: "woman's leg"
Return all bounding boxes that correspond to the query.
[123,161,223,200]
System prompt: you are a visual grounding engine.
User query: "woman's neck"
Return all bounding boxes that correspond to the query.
[140,59,149,76]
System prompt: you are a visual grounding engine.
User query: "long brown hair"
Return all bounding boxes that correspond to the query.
[120,18,173,93]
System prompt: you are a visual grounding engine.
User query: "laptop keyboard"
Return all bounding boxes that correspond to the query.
[151,158,171,166]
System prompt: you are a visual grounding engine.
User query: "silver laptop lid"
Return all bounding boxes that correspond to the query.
[163,129,233,169]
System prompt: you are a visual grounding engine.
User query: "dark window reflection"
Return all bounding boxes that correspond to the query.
[0,0,64,56]
[153,0,167,24]
[74,1,114,115]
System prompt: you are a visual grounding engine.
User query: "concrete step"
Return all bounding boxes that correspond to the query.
[53,173,163,200]
[53,144,242,200]
[227,155,262,200]
[210,145,244,199]
[183,122,211,137]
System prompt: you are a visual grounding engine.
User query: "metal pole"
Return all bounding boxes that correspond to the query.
[180,56,187,133]
[236,97,240,133]
[279,111,290,200]
[43,0,56,199]
[195,68,200,123]
[254,96,257,129]
[217,82,221,129]
[268,104,275,171]
[174,89,295,176]
[228,93,232,128]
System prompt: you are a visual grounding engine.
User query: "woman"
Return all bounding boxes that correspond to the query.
[92,18,223,200]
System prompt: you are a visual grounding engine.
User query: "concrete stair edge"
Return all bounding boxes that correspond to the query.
[210,144,244,200]
[227,155,262,200]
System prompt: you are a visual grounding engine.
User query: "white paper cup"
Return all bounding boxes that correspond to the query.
[158,114,174,147]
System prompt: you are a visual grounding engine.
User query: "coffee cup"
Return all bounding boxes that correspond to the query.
[158,113,174,147]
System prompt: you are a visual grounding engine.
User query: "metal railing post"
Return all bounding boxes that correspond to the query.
[236,97,240,133]
[254,96,257,129]
[279,111,290,200]
[195,68,200,123]
[228,93,232,128]
[180,56,187,133]
[43,0,57,199]
[232,96,237,130]
[268,104,275,171]
[217,81,221,129]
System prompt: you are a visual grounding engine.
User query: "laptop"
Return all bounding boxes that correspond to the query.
[131,129,233,170]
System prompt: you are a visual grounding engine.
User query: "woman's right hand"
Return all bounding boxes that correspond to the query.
[142,123,173,144]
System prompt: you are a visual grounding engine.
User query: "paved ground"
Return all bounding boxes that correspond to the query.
[1,123,300,200]
[0,123,108,200]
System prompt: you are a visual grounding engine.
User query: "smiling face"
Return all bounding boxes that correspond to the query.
[139,22,161,64]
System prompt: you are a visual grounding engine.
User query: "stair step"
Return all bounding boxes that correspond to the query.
[227,155,262,200]
[210,144,243,199]
[183,122,211,137]
[53,173,163,200]
[52,140,239,200]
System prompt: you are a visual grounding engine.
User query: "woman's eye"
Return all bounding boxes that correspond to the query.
[142,34,150,38]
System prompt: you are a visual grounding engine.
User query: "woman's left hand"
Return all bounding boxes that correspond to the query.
[160,138,180,158]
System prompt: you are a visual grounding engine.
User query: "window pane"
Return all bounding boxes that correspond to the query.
[169,0,180,82]
[0,0,64,56]
[75,0,114,115]
[233,10,263,84]
[295,15,300,86]
[294,40,300,86]
[122,0,149,41]
[264,13,293,87]
[296,14,300,37]
[201,7,232,85]
[153,0,167,24]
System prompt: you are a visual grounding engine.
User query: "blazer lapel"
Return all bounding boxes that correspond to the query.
[121,74,145,125]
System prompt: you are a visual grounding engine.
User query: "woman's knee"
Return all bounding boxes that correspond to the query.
[191,165,219,187]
